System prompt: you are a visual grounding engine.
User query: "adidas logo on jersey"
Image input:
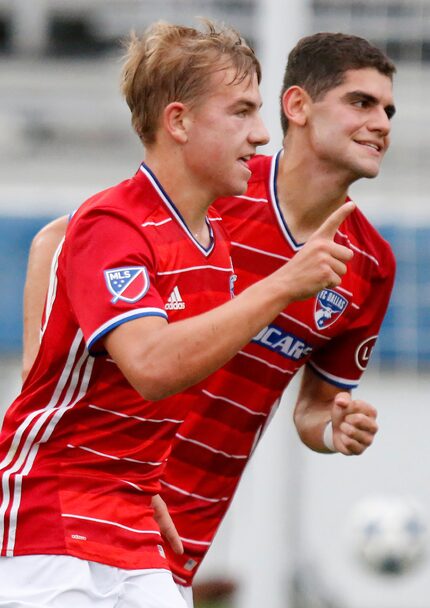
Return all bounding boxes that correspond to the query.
[165,286,186,310]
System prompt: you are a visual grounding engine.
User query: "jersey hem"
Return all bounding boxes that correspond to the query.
[6,548,171,572]
[172,571,193,586]
[87,308,168,352]
[307,361,359,390]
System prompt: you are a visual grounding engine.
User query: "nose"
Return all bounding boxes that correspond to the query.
[369,105,391,137]
[250,113,270,147]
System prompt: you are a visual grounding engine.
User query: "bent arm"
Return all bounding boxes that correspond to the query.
[24,203,355,401]
[105,271,296,401]
[293,366,378,455]
[22,216,69,381]
[105,202,356,401]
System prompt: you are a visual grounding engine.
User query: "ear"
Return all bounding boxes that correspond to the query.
[281,86,310,128]
[162,102,189,144]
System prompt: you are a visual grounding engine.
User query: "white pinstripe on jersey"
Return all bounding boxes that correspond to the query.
[157,264,233,276]
[238,349,296,373]
[0,330,94,555]
[201,389,268,417]
[159,479,229,504]
[175,434,248,460]
[88,404,184,425]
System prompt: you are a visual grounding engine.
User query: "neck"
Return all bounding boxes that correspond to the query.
[275,141,352,242]
[144,147,212,238]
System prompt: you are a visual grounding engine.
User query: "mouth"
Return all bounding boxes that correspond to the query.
[237,154,253,169]
[355,141,383,154]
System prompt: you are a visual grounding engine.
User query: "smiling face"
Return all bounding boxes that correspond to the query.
[306,68,395,182]
[182,65,269,200]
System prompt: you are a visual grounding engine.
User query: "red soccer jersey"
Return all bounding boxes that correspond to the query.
[162,152,396,585]
[0,164,235,570]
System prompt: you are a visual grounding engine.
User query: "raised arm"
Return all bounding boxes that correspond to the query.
[24,203,355,402]
[293,365,378,455]
[22,216,68,382]
[104,203,356,400]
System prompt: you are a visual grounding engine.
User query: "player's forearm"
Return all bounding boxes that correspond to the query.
[140,225,356,401]
[293,366,341,453]
[294,397,334,453]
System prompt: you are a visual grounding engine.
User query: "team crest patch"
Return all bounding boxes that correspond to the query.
[314,289,349,330]
[104,266,149,303]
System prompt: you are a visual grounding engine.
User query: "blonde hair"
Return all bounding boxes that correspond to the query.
[121,20,261,146]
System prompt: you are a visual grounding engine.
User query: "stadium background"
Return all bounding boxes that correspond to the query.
[0,1,429,606]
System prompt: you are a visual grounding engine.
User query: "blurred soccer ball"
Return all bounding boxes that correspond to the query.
[348,496,428,575]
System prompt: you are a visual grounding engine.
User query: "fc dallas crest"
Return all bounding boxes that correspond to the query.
[314,289,349,329]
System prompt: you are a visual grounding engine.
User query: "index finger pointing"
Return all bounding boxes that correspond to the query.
[312,201,356,241]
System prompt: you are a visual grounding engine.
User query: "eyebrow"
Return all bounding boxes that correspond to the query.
[230,99,262,112]
[344,90,396,119]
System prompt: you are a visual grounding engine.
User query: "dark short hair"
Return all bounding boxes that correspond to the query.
[280,32,396,134]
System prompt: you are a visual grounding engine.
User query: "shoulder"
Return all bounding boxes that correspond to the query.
[70,174,161,230]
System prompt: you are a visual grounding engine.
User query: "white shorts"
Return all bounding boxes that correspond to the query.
[0,555,188,608]
[176,584,193,608]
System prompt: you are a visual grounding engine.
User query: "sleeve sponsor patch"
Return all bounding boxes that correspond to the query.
[355,335,378,371]
[104,266,150,303]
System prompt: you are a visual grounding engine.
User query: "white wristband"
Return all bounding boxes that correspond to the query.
[323,421,337,452]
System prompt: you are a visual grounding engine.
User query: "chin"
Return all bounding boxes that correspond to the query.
[224,179,249,197]
[362,167,381,179]
[235,182,249,195]
[352,162,381,180]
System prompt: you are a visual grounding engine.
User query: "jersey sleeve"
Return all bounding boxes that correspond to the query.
[65,207,167,354]
[307,249,396,390]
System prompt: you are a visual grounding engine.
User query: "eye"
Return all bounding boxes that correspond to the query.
[353,99,369,109]
[235,107,249,117]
